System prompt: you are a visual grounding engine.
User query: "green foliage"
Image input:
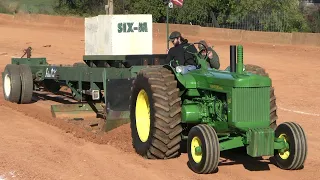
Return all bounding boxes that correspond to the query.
[303,6,320,33]
[123,0,313,32]
[309,10,320,33]
[0,2,12,14]
[53,0,106,16]
[0,0,318,33]
[18,0,55,14]
[171,0,213,26]
[0,0,55,14]
[127,0,167,22]
[170,0,309,32]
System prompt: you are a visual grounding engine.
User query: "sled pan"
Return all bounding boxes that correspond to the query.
[51,103,103,119]
[102,110,130,132]
[51,103,130,132]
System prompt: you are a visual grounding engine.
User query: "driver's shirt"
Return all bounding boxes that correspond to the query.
[166,40,198,66]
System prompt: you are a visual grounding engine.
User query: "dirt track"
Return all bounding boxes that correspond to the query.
[0,14,320,180]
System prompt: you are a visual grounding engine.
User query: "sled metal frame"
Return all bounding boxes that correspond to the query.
[7,51,168,132]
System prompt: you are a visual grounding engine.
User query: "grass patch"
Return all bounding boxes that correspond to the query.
[0,0,56,14]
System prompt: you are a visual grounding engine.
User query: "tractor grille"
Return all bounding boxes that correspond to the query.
[231,87,270,123]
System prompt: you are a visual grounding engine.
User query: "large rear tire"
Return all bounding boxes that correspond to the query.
[244,64,278,129]
[130,66,182,159]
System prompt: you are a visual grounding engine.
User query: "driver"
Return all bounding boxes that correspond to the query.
[166,31,198,74]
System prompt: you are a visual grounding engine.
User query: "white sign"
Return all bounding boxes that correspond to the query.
[85,14,153,55]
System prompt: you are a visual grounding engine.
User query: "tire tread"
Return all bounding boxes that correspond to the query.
[130,66,182,159]
[188,124,220,174]
[275,122,307,170]
[19,64,33,104]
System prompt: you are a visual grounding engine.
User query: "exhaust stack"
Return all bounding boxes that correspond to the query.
[230,45,236,73]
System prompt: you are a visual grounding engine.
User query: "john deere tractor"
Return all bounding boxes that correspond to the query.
[129,44,307,174]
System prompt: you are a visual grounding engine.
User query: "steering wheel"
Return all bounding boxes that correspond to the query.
[168,42,209,68]
[184,42,209,60]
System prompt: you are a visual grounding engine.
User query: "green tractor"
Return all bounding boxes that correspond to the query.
[129,44,307,174]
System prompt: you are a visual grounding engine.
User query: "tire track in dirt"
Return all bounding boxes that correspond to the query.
[1,13,320,179]
[0,91,135,155]
[0,74,319,180]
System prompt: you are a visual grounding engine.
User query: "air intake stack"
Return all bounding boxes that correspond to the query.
[230,45,244,74]
[237,45,244,74]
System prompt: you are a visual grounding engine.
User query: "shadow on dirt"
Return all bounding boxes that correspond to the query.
[218,147,273,171]
[180,140,274,172]
[31,91,77,104]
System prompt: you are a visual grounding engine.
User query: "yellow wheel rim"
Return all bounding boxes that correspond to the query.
[135,89,151,142]
[278,133,290,160]
[191,136,202,163]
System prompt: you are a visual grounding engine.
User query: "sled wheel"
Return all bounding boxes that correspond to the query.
[19,64,33,104]
[3,64,21,103]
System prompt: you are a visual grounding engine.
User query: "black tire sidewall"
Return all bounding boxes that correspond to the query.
[187,126,208,173]
[19,64,34,104]
[130,73,156,156]
[274,123,297,168]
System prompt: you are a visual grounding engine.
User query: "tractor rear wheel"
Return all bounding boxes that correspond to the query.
[244,64,278,129]
[274,122,307,170]
[130,66,182,159]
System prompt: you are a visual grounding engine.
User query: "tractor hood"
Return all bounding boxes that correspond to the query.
[179,69,271,89]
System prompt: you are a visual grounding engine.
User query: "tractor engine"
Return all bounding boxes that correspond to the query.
[181,92,228,124]
[178,45,272,132]
[181,86,271,132]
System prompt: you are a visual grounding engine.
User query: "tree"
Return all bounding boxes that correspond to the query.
[53,0,311,32]
[53,0,105,16]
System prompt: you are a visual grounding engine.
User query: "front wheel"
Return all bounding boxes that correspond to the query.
[187,124,220,174]
[274,122,307,170]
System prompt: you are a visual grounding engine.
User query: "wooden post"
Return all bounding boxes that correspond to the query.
[105,5,109,14]
[109,0,114,15]
[105,0,113,15]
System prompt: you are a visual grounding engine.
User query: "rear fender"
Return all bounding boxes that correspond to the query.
[162,65,196,89]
